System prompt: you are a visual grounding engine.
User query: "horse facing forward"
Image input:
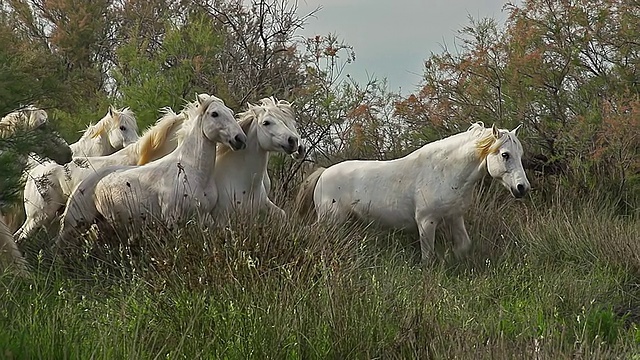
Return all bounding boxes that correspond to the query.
[296,122,530,262]
[16,108,187,242]
[212,96,306,218]
[3,106,140,233]
[54,94,247,253]
[69,106,140,157]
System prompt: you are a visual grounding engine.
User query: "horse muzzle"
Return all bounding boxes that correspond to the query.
[510,183,529,198]
[291,144,306,160]
[229,134,247,151]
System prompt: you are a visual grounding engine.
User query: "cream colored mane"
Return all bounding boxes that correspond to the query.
[136,108,187,165]
[175,95,226,141]
[216,96,296,157]
[0,106,48,137]
[470,122,522,160]
[86,107,136,139]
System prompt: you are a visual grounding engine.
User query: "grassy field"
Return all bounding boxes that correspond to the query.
[0,186,638,359]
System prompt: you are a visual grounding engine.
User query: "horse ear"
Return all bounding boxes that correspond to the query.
[197,93,212,104]
[492,123,500,139]
[108,106,115,118]
[511,123,523,135]
[252,104,266,117]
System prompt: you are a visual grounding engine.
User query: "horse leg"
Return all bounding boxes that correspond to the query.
[448,215,471,258]
[17,175,65,242]
[15,196,63,243]
[52,199,97,260]
[415,214,438,263]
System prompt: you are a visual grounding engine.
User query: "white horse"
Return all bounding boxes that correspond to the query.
[0,105,49,132]
[212,97,305,218]
[15,108,188,242]
[296,122,530,262]
[0,105,74,275]
[3,106,140,233]
[0,106,73,195]
[54,94,247,251]
[69,106,140,157]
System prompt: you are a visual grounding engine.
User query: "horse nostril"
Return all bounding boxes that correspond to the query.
[235,134,244,143]
[288,136,296,147]
[517,184,525,194]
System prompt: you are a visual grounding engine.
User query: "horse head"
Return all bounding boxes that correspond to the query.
[105,107,139,150]
[191,94,246,150]
[244,97,304,156]
[0,106,72,165]
[481,124,531,198]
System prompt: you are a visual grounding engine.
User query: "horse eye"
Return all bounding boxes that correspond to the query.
[119,126,126,131]
[262,120,271,126]
[211,111,219,117]
[501,152,510,160]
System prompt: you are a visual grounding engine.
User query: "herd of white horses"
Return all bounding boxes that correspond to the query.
[0,93,530,277]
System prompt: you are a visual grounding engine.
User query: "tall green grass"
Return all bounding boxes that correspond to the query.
[1,187,638,359]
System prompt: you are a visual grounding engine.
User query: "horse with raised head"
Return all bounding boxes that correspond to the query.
[0,105,73,276]
[4,106,140,232]
[212,96,305,218]
[0,106,73,193]
[69,106,140,157]
[1,106,71,161]
[54,94,247,251]
[296,122,530,262]
[16,108,187,242]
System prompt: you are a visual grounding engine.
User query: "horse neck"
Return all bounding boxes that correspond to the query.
[71,134,114,157]
[172,116,217,172]
[218,120,268,184]
[415,132,488,188]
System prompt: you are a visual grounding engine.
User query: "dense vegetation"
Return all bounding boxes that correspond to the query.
[1,0,638,358]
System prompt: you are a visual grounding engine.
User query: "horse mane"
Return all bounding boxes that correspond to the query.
[0,113,25,138]
[117,107,138,132]
[0,106,48,137]
[88,107,137,139]
[216,96,296,157]
[176,94,225,141]
[261,96,296,125]
[470,122,521,160]
[137,108,186,165]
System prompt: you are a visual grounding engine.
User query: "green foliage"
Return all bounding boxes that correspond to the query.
[0,19,63,114]
[0,1,638,355]
[113,10,224,128]
[395,0,640,207]
[1,0,637,208]
[2,190,640,358]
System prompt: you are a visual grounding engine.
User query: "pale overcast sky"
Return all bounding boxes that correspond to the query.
[296,0,516,94]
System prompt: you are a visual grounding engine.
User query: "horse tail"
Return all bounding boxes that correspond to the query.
[0,213,29,277]
[3,202,25,233]
[295,167,326,220]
